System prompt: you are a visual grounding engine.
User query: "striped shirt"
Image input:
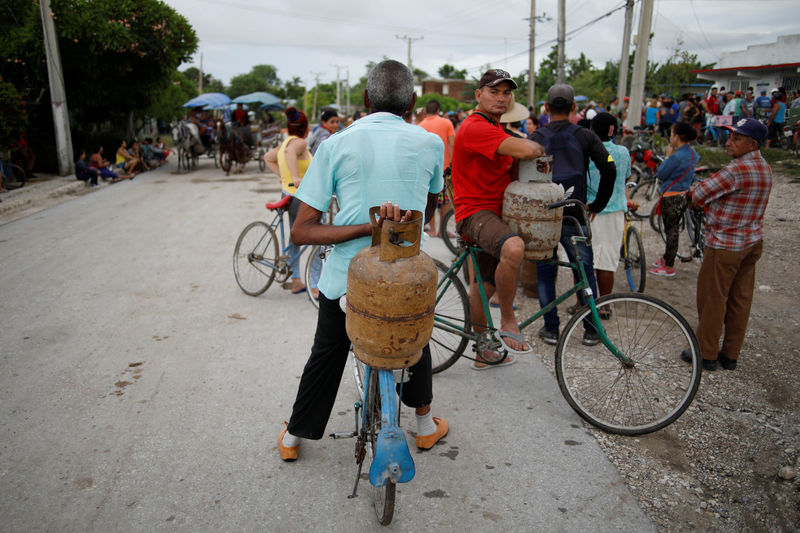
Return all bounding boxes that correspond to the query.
[692,150,772,251]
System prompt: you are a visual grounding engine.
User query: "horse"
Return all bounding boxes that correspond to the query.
[171,121,206,172]
[215,120,252,175]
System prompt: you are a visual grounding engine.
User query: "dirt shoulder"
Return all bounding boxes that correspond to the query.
[517,167,800,531]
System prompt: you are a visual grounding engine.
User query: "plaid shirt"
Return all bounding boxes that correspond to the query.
[692,150,772,250]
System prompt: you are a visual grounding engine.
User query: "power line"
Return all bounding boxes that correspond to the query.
[688,0,721,60]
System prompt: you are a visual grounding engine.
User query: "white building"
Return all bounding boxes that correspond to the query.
[692,34,800,95]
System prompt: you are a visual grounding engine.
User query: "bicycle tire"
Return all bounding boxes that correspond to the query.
[258,150,266,172]
[233,221,279,296]
[440,209,459,256]
[304,245,328,309]
[685,208,705,261]
[629,178,659,220]
[431,259,471,373]
[364,369,395,525]
[1,162,27,190]
[623,225,646,293]
[220,149,232,174]
[555,293,701,435]
[651,209,691,261]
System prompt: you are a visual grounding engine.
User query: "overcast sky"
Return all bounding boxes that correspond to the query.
[162,0,800,89]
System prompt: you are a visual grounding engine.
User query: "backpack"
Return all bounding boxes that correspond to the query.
[537,123,586,201]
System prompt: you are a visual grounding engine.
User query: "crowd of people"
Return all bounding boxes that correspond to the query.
[75,138,168,186]
[272,61,775,466]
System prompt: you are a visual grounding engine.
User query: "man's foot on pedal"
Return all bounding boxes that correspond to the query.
[416,417,449,450]
[471,350,515,370]
[537,326,559,346]
[278,426,299,461]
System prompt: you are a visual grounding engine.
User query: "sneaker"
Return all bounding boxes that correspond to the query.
[582,330,601,346]
[652,256,665,268]
[680,349,717,370]
[680,349,693,364]
[537,326,559,346]
[702,359,717,371]
[718,353,738,370]
[416,417,449,450]
[649,264,676,277]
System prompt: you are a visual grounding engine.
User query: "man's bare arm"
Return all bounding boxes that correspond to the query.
[496,136,546,160]
[291,201,413,245]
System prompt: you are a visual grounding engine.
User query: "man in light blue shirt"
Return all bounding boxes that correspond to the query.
[278,60,449,462]
[586,113,633,306]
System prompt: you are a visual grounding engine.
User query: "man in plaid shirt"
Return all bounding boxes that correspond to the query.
[685,118,772,371]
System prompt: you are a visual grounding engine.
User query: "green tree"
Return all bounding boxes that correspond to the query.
[146,70,197,125]
[0,0,198,167]
[0,79,28,151]
[182,67,224,93]
[416,93,469,114]
[438,64,467,79]
[228,64,281,98]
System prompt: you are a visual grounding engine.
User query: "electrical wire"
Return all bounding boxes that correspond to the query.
[688,0,720,61]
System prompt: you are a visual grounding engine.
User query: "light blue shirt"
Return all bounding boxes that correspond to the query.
[294,112,444,299]
[587,140,630,214]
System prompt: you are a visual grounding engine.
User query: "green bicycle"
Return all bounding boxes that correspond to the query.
[430,199,702,435]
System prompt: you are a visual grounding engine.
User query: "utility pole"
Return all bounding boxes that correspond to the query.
[331,64,345,110]
[616,0,635,115]
[310,71,323,121]
[39,0,74,175]
[395,34,423,72]
[556,0,566,84]
[528,0,536,109]
[626,0,654,132]
[198,52,203,93]
[346,68,351,116]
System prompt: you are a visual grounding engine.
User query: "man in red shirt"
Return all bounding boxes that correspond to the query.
[705,87,720,116]
[419,99,456,237]
[685,118,772,372]
[451,69,546,367]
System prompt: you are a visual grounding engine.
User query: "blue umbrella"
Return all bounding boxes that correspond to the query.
[262,103,285,111]
[574,95,589,102]
[183,92,231,108]
[232,92,281,106]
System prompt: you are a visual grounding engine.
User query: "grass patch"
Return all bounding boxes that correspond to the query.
[695,145,800,177]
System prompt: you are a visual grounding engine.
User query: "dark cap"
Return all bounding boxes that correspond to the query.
[478,69,517,89]
[547,84,575,106]
[724,118,768,145]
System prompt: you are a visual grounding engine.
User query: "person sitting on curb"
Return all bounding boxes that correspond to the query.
[75,150,101,187]
[90,145,121,182]
[115,140,139,179]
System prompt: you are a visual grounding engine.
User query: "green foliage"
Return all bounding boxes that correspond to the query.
[416,93,470,113]
[0,0,198,167]
[437,64,467,80]
[182,67,224,93]
[146,70,197,125]
[0,79,28,151]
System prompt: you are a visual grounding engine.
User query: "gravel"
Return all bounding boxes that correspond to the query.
[515,168,800,532]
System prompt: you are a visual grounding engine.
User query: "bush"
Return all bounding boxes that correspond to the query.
[0,79,28,152]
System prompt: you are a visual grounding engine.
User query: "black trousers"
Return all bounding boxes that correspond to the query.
[287,293,433,440]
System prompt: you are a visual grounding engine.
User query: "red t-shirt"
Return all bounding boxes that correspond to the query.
[451,113,513,221]
[706,95,720,115]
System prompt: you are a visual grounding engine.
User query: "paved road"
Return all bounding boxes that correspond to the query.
[0,160,654,532]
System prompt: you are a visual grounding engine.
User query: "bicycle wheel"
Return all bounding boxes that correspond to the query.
[220,149,232,174]
[622,225,646,293]
[555,293,701,435]
[304,245,329,309]
[1,162,27,190]
[629,178,659,220]
[440,209,459,256]
[233,221,279,296]
[258,149,266,172]
[685,208,705,261]
[652,209,691,261]
[363,369,395,525]
[431,259,471,373]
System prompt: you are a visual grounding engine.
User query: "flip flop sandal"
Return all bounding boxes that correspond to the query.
[497,330,533,356]
[567,304,582,315]
[470,352,516,371]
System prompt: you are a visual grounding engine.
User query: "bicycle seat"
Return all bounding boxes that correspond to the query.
[266,195,291,211]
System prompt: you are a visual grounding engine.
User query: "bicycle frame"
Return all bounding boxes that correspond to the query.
[250,208,308,274]
[434,222,630,364]
[360,366,415,487]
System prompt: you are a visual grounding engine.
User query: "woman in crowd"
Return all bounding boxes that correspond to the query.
[650,121,698,277]
[264,107,314,296]
[115,140,139,178]
[307,109,341,156]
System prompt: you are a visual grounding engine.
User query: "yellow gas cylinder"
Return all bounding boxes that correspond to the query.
[502,156,564,260]
[346,208,437,369]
